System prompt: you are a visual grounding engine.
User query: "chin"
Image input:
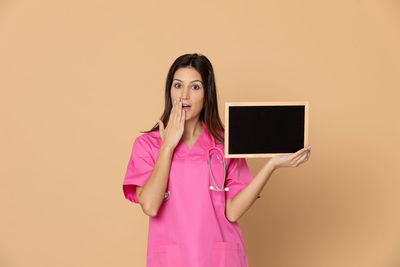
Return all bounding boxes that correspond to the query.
[185,112,199,120]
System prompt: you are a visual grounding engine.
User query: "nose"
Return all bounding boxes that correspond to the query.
[180,87,190,100]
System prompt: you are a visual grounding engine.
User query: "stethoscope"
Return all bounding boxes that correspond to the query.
[163,121,228,201]
[201,121,229,192]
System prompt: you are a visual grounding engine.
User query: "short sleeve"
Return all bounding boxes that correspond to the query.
[122,136,155,204]
[225,157,261,200]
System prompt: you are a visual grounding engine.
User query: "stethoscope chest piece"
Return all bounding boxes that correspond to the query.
[209,185,229,191]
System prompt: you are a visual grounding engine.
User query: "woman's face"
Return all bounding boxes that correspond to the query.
[170,67,205,121]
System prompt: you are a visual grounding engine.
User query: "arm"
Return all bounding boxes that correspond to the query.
[225,144,312,222]
[225,161,276,223]
[136,143,175,217]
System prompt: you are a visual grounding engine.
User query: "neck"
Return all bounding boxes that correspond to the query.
[183,118,203,139]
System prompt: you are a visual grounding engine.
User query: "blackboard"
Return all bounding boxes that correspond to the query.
[224,102,309,158]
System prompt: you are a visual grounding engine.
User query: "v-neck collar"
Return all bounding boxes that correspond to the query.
[181,125,205,152]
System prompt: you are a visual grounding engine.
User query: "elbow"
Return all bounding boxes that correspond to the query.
[141,203,159,217]
[227,218,236,223]
[144,208,158,217]
[226,216,237,223]
[137,192,159,217]
[139,200,159,217]
[225,199,238,223]
[225,212,238,223]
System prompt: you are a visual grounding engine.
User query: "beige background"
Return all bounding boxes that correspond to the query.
[1,1,399,266]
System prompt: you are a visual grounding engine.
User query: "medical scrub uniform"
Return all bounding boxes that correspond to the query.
[122,125,261,267]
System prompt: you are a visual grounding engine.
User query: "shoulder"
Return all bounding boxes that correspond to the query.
[213,129,225,145]
[135,130,160,144]
[132,130,161,157]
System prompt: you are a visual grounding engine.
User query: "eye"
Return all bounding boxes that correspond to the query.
[174,83,182,88]
[192,84,201,90]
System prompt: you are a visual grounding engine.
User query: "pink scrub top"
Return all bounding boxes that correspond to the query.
[123,125,261,267]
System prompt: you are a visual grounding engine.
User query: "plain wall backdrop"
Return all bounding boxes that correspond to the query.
[1,0,399,266]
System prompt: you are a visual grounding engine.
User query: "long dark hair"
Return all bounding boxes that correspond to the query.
[140,53,225,144]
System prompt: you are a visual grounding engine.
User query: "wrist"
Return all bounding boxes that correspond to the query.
[160,143,175,154]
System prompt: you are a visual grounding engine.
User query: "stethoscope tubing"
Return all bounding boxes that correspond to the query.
[202,121,229,192]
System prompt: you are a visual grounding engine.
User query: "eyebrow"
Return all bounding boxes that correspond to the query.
[173,79,203,84]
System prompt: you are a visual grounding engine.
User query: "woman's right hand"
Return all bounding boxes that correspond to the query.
[157,98,186,150]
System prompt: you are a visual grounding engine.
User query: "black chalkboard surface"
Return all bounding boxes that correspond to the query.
[224,102,309,158]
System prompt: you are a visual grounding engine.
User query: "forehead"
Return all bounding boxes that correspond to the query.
[173,67,202,82]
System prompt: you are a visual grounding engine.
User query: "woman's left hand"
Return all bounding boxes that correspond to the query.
[269,144,312,170]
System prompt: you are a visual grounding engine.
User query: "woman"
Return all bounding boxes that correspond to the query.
[122,53,312,267]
